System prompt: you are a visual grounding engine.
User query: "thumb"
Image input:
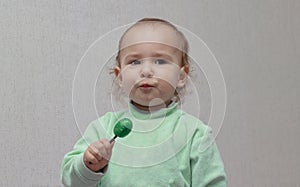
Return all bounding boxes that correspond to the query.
[110,140,115,149]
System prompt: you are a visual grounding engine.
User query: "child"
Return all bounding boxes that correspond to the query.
[61,18,226,187]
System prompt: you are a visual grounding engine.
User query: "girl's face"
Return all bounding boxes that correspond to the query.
[114,24,188,110]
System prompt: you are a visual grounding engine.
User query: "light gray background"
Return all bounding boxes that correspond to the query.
[1,0,299,186]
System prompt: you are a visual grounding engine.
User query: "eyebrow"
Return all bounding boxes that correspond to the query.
[123,51,174,62]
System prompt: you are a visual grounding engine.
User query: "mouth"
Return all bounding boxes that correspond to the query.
[136,79,158,91]
[136,80,157,91]
[139,84,154,88]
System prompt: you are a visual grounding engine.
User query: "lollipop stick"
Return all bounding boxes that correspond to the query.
[109,135,117,143]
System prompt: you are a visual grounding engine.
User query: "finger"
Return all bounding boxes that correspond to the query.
[100,139,114,160]
[101,139,112,150]
[98,143,109,160]
[110,140,115,148]
[102,139,115,151]
[84,150,99,165]
[88,145,103,161]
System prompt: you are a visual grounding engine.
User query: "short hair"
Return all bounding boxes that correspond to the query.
[116,18,189,69]
[113,18,190,104]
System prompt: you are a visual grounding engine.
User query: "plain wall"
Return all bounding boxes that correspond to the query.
[0,0,299,186]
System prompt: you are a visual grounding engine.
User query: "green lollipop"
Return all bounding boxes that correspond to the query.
[88,118,133,165]
[110,118,133,143]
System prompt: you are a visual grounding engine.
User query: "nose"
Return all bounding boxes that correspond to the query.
[140,61,154,78]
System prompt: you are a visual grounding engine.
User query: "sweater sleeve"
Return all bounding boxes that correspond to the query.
[190,126,227,187]
[60,120,108,187]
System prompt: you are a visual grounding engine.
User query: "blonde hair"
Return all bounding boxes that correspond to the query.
[114,18,190,104]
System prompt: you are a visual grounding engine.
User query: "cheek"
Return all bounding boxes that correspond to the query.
[156,71,180,87]
[159,77,178,92]
[120,72,136,92]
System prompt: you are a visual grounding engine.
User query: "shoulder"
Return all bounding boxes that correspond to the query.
[169,109,213,153]
[178,110,211,138]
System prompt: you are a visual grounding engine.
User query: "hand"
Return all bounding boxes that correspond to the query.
[83,139,114,172]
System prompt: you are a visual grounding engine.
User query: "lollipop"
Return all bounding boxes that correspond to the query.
[109,118,133,143]
[88,118,132,165]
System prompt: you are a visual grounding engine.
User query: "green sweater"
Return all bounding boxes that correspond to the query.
[61,102,226,187]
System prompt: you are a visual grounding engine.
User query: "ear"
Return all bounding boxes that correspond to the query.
[177,65,189,88]
[114,66,123,87]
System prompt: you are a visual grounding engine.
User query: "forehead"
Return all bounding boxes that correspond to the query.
[120,23,183,51]
[119,42,182,62]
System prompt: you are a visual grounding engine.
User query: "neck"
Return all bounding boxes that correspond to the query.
[131,100,172,112]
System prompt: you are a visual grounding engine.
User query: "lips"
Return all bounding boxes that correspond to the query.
[140,84,153,88]
[137,80,157,90]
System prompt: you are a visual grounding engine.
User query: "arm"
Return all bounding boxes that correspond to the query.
[61,122,110,187]
[190,127,227,187]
